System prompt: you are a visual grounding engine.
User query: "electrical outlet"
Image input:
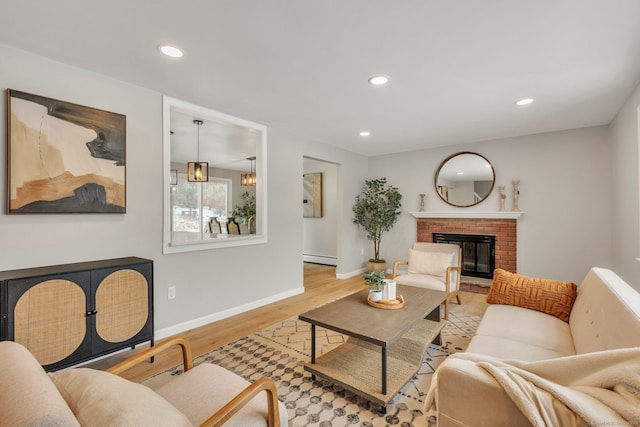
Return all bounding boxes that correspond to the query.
[167,286,176,300]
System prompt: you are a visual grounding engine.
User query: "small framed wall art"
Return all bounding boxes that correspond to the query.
[6,89,126,213]
[303,172,322,218]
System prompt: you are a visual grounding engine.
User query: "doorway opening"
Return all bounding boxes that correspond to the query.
[303,157,338,268]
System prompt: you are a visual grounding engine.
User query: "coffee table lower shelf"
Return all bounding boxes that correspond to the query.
[303,318,446,408]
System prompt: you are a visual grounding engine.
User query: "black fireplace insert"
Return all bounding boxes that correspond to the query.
[433,233,495,279]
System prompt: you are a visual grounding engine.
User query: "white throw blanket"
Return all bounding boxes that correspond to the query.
[425,347,640,426]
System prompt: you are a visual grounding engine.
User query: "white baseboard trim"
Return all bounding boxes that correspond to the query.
[155,286,305,340]
[303,254,338,266]
[336,268,367,279]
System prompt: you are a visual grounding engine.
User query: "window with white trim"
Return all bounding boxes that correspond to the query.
[171,175,231,243]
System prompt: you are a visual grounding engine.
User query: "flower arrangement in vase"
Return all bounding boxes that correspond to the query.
[232,191,256,234]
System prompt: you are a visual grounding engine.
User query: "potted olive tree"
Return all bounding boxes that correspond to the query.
[352,178,402,273]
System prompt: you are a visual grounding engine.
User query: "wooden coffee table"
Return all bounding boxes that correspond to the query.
[298,285,447,410]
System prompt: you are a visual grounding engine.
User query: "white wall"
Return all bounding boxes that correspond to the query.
[369,126,612,284]
[0,43,369,335]
[303,158,338,265]
[610,81,640,289]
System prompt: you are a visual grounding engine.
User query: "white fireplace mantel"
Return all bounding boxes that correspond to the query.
[410,211,524,219]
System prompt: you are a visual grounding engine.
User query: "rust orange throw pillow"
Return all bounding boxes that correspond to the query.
[487,269,578,322]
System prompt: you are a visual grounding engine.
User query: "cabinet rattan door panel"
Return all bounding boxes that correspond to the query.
[95,269,148,343]
[14,279,86,365]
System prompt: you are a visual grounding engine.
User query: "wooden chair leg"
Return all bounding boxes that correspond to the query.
[444,298,449,320]
[456,295,461,304]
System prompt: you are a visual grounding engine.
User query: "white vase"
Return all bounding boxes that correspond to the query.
[369,290,383,302]
[383,279,396,300]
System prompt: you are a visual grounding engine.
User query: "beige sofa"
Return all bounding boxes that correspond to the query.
[429,267,640,426]
[0,336,288,427]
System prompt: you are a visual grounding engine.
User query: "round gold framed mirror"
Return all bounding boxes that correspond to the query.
[435,152,495,207]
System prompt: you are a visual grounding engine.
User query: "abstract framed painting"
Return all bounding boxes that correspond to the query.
[303,172,322,218]
[6,89,126,214]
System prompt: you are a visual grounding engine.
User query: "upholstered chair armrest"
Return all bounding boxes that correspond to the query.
[392,260,408,278]
[200,377,281,427]
[107,336,194,375]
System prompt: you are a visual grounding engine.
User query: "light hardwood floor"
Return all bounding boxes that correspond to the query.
[89,263,366,382]
[90,263,488,382]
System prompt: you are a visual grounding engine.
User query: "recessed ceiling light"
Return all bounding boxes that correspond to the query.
[158,45,184,58]
[359,131,371,137]
[368,75,389,86]
[457,172,464,175]
[515,98,534,106]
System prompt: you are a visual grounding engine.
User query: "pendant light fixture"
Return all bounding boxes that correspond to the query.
[241,156,257,186]
[188,119,208,182]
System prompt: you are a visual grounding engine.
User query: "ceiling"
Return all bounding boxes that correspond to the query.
[170,108,259,171]
[1,1,639,158]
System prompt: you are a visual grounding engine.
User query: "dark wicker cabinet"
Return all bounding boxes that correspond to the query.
[0,257,153,371]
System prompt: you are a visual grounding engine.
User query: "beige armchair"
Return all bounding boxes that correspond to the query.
[0,336,285,427]
[107,336,284,426]
[392,242,462,319]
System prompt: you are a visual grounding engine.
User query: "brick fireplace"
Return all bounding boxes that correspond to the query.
[415,216,518,274]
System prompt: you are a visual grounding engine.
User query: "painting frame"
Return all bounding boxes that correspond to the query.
[6,89,126,214]
[303,172,322,218]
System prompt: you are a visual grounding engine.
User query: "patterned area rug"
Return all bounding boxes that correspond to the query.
[142,310,481,427]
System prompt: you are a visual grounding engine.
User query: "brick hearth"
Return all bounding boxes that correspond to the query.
[417,217,517,273]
